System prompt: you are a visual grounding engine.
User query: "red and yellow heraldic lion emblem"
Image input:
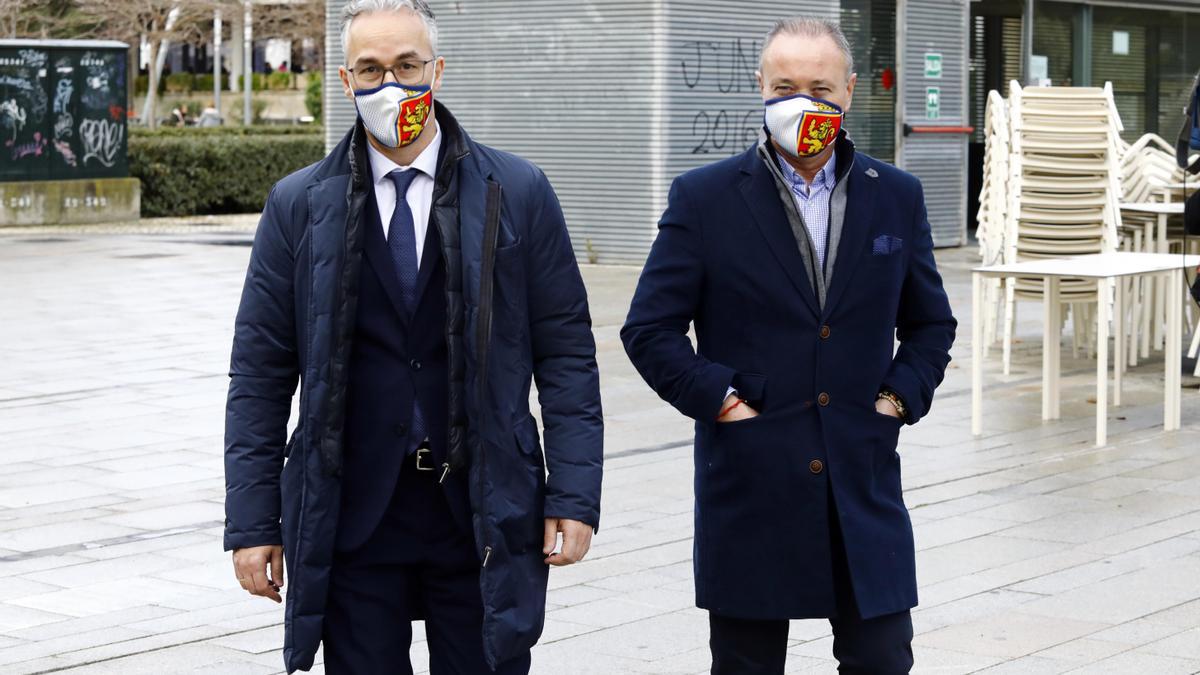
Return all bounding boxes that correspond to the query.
[396,89,433,146]
[795,103,842,157]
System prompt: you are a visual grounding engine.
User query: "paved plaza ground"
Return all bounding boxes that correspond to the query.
[1,218,1199,674]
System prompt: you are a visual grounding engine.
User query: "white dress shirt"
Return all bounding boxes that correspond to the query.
[366,125,442,269]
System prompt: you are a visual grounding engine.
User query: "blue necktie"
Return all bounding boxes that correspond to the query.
[386,169,426,455]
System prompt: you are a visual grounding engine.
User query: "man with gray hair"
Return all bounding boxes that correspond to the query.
[223,1,604,672]
[623,16,956,674]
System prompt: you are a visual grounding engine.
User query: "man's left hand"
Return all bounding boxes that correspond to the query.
[875,397,902,418]
[543,518,593,566]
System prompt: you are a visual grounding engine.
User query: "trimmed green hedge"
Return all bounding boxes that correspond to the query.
[131,125,323,138]
[129,132,323,217]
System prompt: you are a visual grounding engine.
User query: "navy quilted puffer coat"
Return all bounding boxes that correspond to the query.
[223,106,603,673]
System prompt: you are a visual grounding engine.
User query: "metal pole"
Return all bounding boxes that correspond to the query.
[243,0,252,126]
[213,9,222,120]
[1022,0,1035,85]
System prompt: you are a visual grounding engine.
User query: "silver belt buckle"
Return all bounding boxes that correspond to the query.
[415,446,434,471]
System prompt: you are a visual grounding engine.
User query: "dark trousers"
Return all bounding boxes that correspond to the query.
[322,456,531,675]
[709,488,914,675]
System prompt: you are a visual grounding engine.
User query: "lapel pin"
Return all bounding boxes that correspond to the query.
[865,168,879,178]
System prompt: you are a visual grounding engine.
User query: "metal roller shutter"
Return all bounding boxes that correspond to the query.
[898,0,969,248]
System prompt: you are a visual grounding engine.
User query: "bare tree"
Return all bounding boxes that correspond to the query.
[253,0,324,72]
[74,0,218,128]
[0,0,81,39]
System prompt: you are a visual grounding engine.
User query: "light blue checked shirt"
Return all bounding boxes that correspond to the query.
[776,149,837,270]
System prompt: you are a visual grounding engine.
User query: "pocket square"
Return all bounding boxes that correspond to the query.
[872,234,904,255]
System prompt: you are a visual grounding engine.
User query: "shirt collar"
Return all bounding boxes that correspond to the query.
[367,123,442,185]
[776,148,837,194]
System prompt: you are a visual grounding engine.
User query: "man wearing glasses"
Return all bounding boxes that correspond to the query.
[222,1,603,673]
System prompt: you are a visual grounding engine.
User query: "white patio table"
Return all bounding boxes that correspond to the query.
[972,252,1199,447]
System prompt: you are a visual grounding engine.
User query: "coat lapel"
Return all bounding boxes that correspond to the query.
[737,151,820,317]
[822,155,878,316]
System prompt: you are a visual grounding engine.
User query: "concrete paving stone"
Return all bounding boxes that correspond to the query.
[975,654,1082,674]
[0,603,74,633]
[8,576,221,618]
[0,553,96,578]
[1142,598,1200,628]
[35,641,278,674]
[124,599,278,636]
[0,521,144,553]
[538,618,598,644]
[907,646,1007,673]
[21,553,184,589]
[915,611,1110,659]
[1020,557,1200,625]
[0,604,179,644]
[153,559,246,590]
[1053,475,1174,502]
[1086,618,1190,647]
[626,645,713,674]
[37,446,155,468]
[917,535,1068,586]
[547,596,672,629]
[89,449,213,473]
[0,464,115,490]
[189,659,279,675]
[208,624,285,655]
[913,589,1047,635]
[1077,509,1200,556]
[1065,649,1199,674]
[0,625,150,667]
[4,655,75,674]
[95,501,223,531]
[914,514,1019,551]
[53,427,184,454]
[609,586,697,613]
[994,508,1153,546]
[0,506,126,535]
[528,639,649,674]
[1008,536,1200,596]
[1029,636,1132,665]
[907,491,1017,523]
[72,531,216,561]
[0,576,63,602]
[1137,626,1200,660]
[546,584,618,608]
[577,610,706,662]
[584,569,684,594]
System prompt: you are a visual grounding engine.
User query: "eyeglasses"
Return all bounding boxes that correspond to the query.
[348,58,434,88]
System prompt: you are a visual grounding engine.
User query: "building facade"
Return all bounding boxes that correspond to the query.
[326,0,1078,262]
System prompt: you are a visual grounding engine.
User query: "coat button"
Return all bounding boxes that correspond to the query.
[817,392,830,406]
[819,325,831,339]
[809,459,824,474]
[410,359,422,371]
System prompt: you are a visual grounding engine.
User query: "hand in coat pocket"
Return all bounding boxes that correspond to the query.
[716,393,760,423]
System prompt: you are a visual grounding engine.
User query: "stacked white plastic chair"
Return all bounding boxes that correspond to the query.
[997,81,1124,375]
[1117,135,1200,375]
[976,90,1010,355]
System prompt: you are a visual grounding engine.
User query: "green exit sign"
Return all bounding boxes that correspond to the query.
[924,52,943,79]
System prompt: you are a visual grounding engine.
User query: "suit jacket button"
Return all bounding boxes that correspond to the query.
[809,459,824,474]
[819,325,831,339]
[817,392,830,406]
[410,359,422,371]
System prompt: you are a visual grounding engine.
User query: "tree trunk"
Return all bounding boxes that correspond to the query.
[144,41,159,130]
